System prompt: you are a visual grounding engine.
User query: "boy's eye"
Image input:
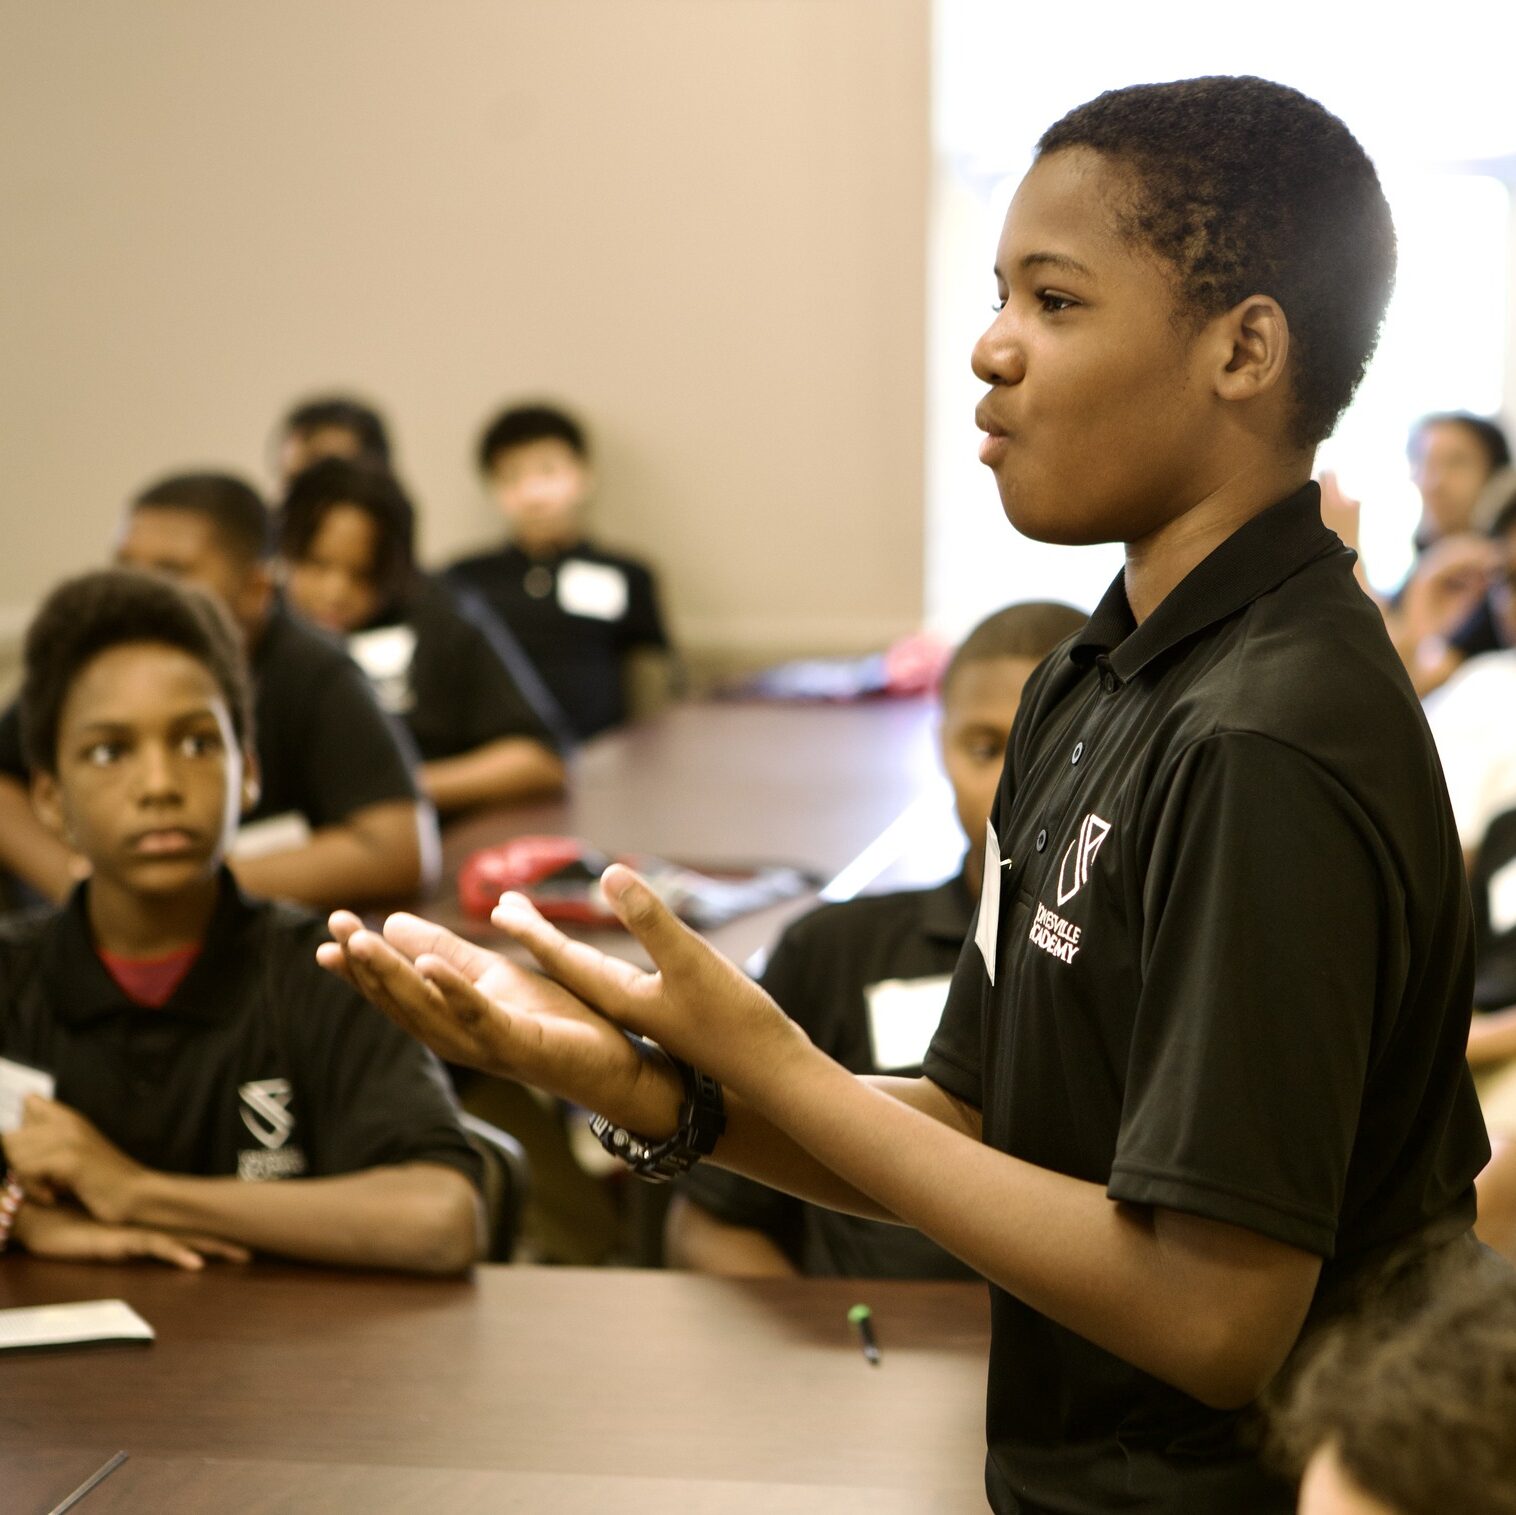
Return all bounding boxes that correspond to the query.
[990,298,1007,314]
[180,731,224,758]
[83,740,126,767]
[1037,290,1076,314]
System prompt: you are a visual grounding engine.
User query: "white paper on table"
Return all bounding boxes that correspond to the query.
[0,1299,154,1352]
[0,1056,54,1132]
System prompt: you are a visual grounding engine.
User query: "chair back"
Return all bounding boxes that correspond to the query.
[460,1112,531,1262]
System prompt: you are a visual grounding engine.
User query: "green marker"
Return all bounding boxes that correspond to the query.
[848,1302,880,1366]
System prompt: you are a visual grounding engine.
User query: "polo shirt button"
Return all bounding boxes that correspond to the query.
[1071,741,1084,765]
[1101,671,1118,693]
[1035,828,1048,852]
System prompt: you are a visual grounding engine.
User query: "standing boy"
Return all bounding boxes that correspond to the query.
[0,570,480,1274]
[668,601,1083,1279]
[0,472,434,910]
[323,78,1490,1511]
[447,403,672,740]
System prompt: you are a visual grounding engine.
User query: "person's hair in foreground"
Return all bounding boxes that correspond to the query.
[132,472,273,566]
[477,403,588,475]
[1271,1252,1516,1515]
[20,568,252,778]
[940,601,1088,697]
[1037,75,1395,451]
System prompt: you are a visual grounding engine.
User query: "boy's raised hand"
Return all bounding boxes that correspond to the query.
[319,909,684,1136]
[491,865,809,1097]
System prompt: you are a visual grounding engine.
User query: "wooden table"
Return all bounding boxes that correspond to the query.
[430,698,960,969]
[1,1260,991,1513]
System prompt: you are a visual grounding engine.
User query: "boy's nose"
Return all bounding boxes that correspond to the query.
[971,319,1025,388]
[135,743,182,802]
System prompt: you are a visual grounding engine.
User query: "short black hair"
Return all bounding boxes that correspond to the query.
[477,403,589,474]
[131,471,272,563]
[283,395,392,467]
[20,568,253,776]
[942,601,1087,696]
[1407,412,1512,472]
[279,456,417,615]
[1038,76,1396,448]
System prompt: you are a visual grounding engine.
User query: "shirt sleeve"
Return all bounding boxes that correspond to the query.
[296,653,421,826]
[618,561,670,651]
[288,931,481,1187]
[921,933,987,1109]
[1107,732,1388,1258]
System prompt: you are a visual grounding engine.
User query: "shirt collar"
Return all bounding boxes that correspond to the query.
[45,869,261,1026]
[1069,482,1340,684]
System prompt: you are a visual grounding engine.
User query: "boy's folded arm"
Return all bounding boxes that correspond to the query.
[0,775,76,903]
[118,1161,482,1275]
[231,797,437,907]
[420,738,566,815]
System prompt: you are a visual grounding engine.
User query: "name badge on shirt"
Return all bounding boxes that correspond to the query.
[347,624,419,715]
[0,1057,55,1133]
[1490,854,1516,937]
[557,560,629,622]
[975,819,1003,985]
[866,975,953,1071]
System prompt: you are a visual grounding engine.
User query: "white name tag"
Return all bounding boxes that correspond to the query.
[557,559,629,622]
[975,820,1003,984]
[1490,854,1516,937]
[866,975,953,1071]
[0,1056,54,1133]
[347,624,419,714]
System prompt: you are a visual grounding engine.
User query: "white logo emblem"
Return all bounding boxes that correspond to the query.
[1056,812,1112,906]
[239,1079,295,1150]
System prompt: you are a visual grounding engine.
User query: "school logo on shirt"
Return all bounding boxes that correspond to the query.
[1028,812,1112,967]
[237,1079,308,1180]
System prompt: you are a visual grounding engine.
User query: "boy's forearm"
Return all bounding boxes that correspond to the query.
[663,1193,798,1276]
[232,799,435,907]
[1468,1008,1516,1067]
[420,740,565,815]
[745,1048,1320,1410]
[0,776,76,902]
[120,1162,481,1274]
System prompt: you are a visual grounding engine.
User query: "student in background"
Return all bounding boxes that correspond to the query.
[447,403,672,740]
[0,473,434,910]
[323,78,1490,1512]
[1269,1252,1516,1515]
[279,457,569,815]
[0,570,480,1274]
[667,600,1085,1279]
[273,394,393,491]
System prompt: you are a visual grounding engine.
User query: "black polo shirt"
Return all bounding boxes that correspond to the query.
[446,539,669,739]
[0,600,420,834]
[0,873,480,1187]
[923,483,1490,1515]
[682,875,979,1280]
[344,576,573,764]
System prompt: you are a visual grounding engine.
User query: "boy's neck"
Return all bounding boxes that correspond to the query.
[1122,460,1313,624]
[85,871,222,959]
[514,529,585,560]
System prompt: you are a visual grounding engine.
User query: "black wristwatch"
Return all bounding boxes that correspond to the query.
[589,1050,726,1183]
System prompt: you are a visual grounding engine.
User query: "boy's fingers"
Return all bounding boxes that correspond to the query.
[384,913,499,979]
[601,866,715,982]
[134,1233,205,1271]
[184,1234,252,1263]
[492,894,649,1022]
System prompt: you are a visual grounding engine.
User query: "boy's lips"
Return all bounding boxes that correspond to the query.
[128,828,203,856]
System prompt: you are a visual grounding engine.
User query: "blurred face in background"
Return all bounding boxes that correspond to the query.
[284,505,386,635]
[116,508,272,642]
[1410,421,1497,540]
[277,425,368,492]
[486,438,591,554]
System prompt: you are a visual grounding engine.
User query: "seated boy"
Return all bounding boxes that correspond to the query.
[273,394,393,491]
[667,600,1085,1278]
[0,569,481,1273]
[447,403,673,740]
[0,472,435,910]
[279,457,572,814]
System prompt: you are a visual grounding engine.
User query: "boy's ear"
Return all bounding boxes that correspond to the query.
[29,769,67,841]
[1211,294,1291,405]
[239,747,262,817]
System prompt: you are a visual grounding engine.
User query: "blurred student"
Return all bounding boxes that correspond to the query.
[280,458,569,815]
[667,601,1085,1279]
[322,78,1490,1513]
[0,473,433,910]
[0,570,480,1274]
[1270,1251,1516,1515]
[1390,416,1512,693]
[447,403,672,740]
[273,394,392,491]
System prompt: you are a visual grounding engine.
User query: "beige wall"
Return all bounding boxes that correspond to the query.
[0,0,930,683]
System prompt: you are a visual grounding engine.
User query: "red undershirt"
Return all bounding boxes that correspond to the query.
[97,944,202,1009]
